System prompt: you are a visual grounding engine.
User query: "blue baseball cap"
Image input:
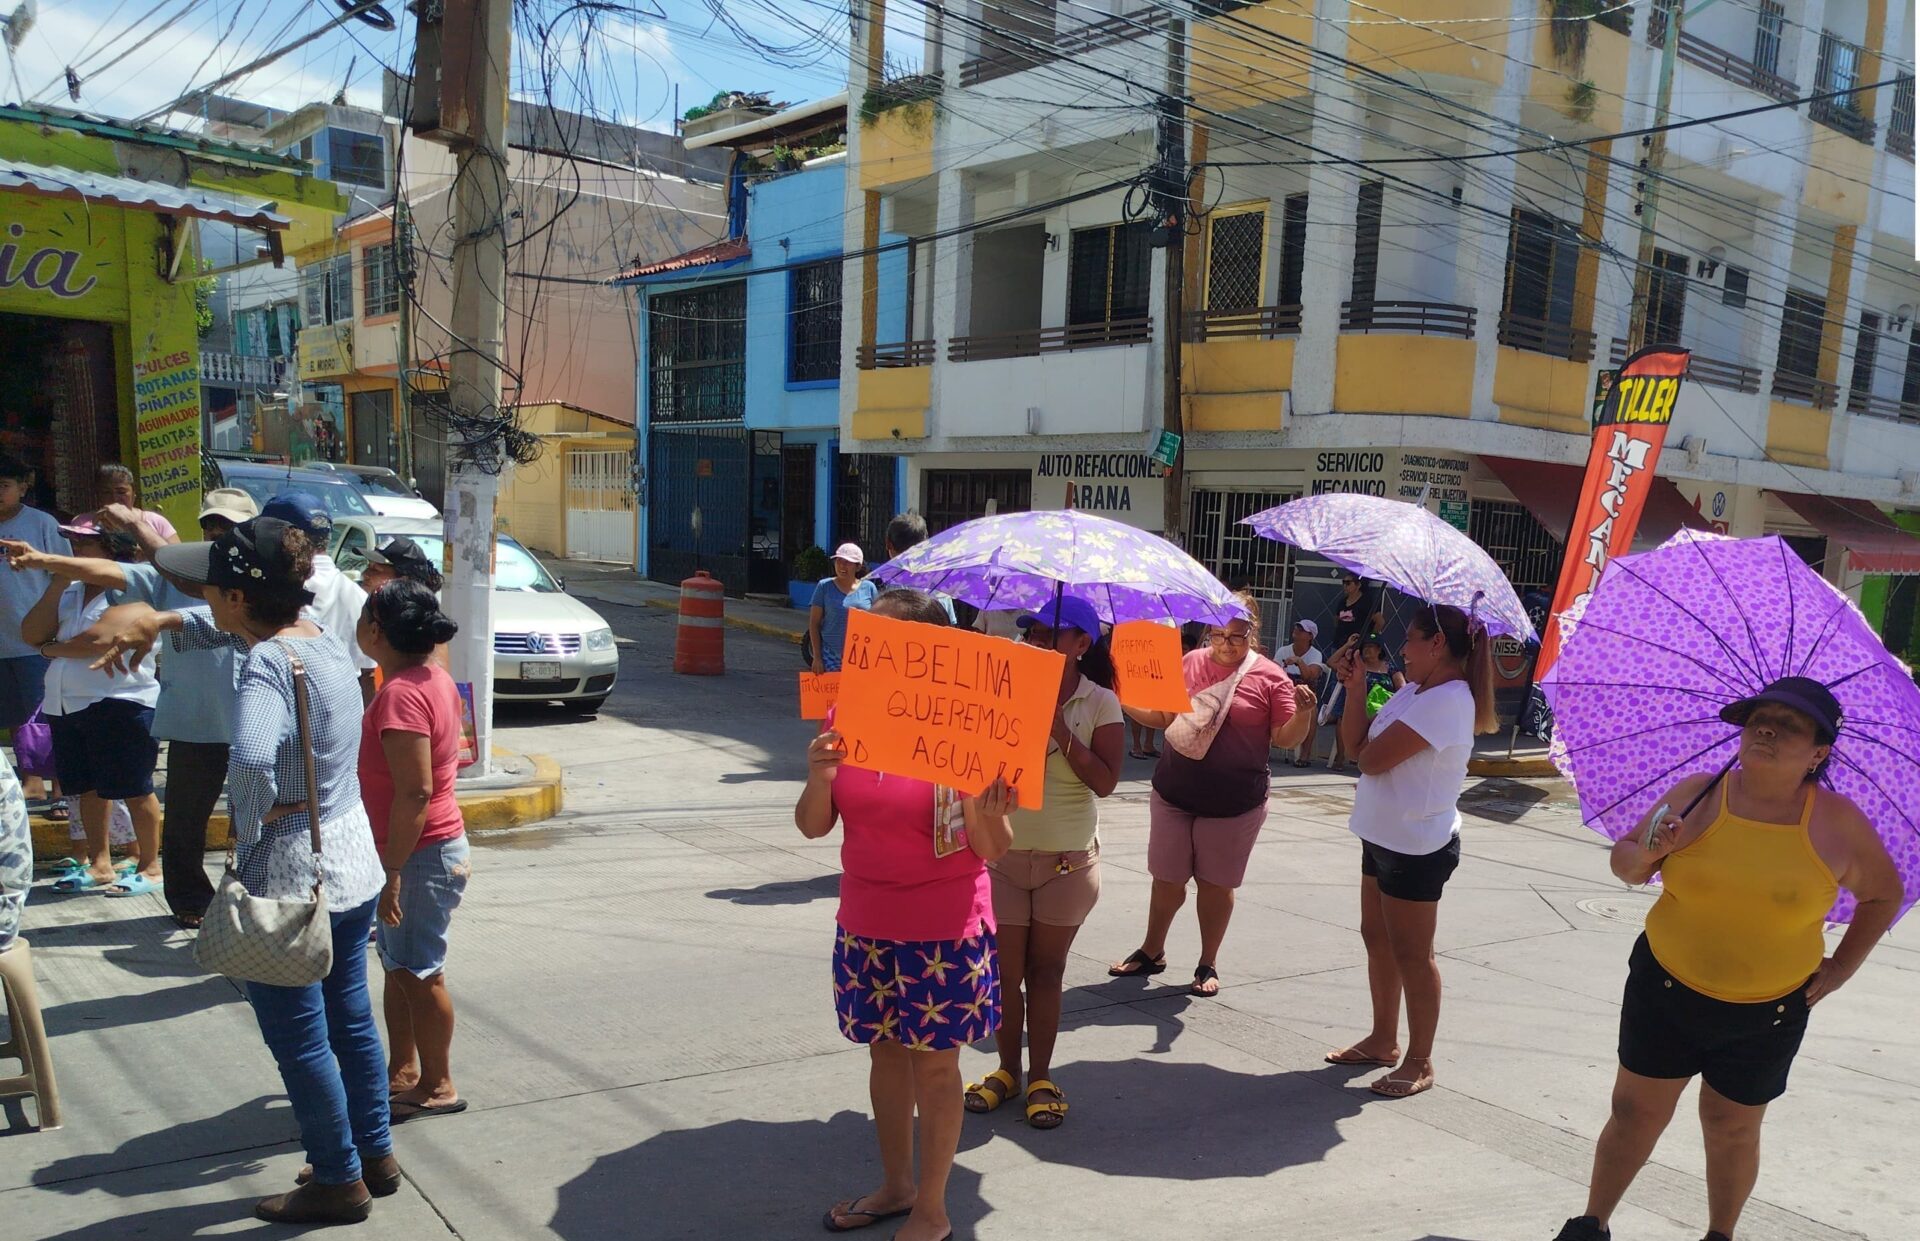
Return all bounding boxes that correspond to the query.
[261,491,332,539]
[1015,596,1104,637]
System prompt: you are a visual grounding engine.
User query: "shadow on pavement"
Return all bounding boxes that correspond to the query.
[44,975,240,1035]
[962,1057,1363,1180]
[549,1109,990,1241]
[34,1095,292,1192]
[704,873,839,906]
[27,1197,268,1241]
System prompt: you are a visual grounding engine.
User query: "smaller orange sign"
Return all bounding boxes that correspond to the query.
[1110,621,1193,713]
[835,609,1062,809]
[799,671,840,720]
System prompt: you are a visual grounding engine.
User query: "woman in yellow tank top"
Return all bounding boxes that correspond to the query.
[1557,678,1901,1241]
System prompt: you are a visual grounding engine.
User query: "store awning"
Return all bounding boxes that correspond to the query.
[1770,491,1920,574]
[0,158,290,229]
[1479,455,1712,547]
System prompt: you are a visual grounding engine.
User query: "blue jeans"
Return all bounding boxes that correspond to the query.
[246,896,392,1185]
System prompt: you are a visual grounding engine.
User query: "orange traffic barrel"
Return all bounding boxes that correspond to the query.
[674,570,726,675]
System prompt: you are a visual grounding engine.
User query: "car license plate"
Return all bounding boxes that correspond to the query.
[520,661,562,680]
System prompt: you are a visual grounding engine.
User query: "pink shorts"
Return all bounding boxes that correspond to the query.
[1146,790,1267,889]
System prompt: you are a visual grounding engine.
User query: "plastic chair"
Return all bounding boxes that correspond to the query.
[0,938,61,1130]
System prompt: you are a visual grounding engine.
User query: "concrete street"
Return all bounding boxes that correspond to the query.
[4,572,1915,1240]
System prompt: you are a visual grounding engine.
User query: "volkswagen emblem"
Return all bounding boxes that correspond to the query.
[526,633,548,654]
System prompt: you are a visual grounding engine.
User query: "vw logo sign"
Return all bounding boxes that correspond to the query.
[526,633,548,654]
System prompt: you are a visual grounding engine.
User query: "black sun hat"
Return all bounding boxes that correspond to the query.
[1720,676,1843,744]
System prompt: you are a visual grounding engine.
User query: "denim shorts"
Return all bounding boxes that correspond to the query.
[375,834,470,978]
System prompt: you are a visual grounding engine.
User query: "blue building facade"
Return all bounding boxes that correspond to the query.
[624,153,908,593]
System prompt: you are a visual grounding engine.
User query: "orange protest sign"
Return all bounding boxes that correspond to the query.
[835,608,1062,809]
[799,671,840,720]
[1110,621,1193,713]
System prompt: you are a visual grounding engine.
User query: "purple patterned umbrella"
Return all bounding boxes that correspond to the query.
[868,510,1246,625]
[1541,530,1920,923]
[1241,494,1535,641]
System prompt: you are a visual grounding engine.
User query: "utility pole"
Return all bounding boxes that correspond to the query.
[1626,0,1723,352]
[429,0,512,777]
[1156,7,1189,544]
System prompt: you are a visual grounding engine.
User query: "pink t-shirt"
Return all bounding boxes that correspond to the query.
[141,511,178,542]
[1151,649,1297,818]
[831,762,993,943]
[359,664,465,852]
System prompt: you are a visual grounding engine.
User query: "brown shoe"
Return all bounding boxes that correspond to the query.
[254,1180,372,1225]
[296,1155,401,1197]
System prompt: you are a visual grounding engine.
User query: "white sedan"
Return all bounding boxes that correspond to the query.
[332,516,620,712]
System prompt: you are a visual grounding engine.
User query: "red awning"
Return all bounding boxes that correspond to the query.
[1770,492,1920,574]
[1478,455,1711,547]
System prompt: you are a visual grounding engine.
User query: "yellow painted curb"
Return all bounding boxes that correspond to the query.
[644,596,803,644]
[28,754,566,857]
[1468,756,1560,779]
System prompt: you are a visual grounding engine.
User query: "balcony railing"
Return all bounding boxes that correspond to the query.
[1609,340,1762,393]
[947,317,1152,362]
[1771,370,1839,410]
[1846,390,1920,424]
[1810,96,1877,143]
[1498,313,1597,363]
[1645,10,1799,102]
[1594,3,1632,35]
[1340,300,1476,338]
[856,340,936,369]
[199,351,290,387]
[1888,78,1914,160]
[959,6,1167,88]
[1183,304,1302,342]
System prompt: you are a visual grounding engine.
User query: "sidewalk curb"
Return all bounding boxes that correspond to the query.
[28,754,566,858]
[1468,755,1560,779]
[642,596,803,644]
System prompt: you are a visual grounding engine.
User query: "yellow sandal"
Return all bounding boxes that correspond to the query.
[965,1068,1018,1113]
[1024,1080,1069,1129]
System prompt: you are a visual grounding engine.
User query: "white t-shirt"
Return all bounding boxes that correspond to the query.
[1277,644,1324,677]
[1347,678,1474,855]
[42,583,159,715]
[304,553,375,672]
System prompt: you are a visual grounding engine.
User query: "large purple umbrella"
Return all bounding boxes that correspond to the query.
[1241,494,1535,641]
[1540,530,1920,923]
[868,510,1246,625]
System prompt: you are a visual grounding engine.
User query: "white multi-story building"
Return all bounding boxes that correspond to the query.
[840,0,1920,658]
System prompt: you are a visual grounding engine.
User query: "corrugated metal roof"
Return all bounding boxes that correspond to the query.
[614,236,749,281]
[0,158,291,229]
[0,104,306,172]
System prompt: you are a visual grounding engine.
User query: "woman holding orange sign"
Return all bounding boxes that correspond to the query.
[797,588,1016,1241]
[964,596,1124,1132]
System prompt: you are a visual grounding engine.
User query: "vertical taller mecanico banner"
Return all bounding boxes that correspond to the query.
[1533,344,1691,678]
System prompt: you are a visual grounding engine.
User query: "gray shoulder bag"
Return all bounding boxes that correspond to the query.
[194,644,334,987]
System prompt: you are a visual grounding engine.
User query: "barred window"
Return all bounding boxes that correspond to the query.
[789,259,842,383]
[1205,208,1265,313]
[301,255,353,325]
[648,281,747,424]
[1067,223,1152,325]
[1775,290,1826,379]
[363,244,399,318]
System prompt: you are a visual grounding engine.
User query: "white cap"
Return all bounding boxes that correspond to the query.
[1294,618,1319,638]
[832,542,865,565]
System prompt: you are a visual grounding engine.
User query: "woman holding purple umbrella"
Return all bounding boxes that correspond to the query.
[1555,677,1900,1241]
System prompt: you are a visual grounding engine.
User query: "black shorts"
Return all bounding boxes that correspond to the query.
[1618,934,1810,1107]
[48,699,159,800]
[1359,835,1460,902]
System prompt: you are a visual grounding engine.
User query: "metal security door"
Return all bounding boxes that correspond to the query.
[566,449,636,564]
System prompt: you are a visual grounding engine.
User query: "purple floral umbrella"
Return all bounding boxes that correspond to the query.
[868,510,1246,625]
[1241,493,1535,641]
[1540,530,1920,923]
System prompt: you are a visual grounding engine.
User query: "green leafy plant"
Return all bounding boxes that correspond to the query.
[792,545,834,581]
[1567,77,1598,122]
[859,72,944,127]
[1548,0,1601,67]
[193,259,217,339]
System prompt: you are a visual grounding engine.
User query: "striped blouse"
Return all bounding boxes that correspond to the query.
[174,613,384,909]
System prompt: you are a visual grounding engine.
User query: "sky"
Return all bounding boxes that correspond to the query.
[0,0,906,134]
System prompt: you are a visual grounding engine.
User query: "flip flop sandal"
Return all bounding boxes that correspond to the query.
[1324,1048,1398,1067]
[1024,1080,1069,1130]
[1108,948,1167,978]
[1369,1069,1435,1099]
[47,856,136,876]
[104,874,159,898]
[965,1068,1017,1113]
[390,1098,469,1124]
[45,805,71,822]
[821,1194,911,1233]
[52,870,114,893]
[1190,964,1221,997]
